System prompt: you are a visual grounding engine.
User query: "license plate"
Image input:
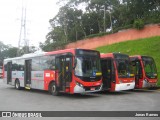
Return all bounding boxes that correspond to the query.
[127,84,130,86]
[91,87,95,91]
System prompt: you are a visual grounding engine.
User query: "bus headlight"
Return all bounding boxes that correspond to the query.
[154,74,157,77]
[76,81,84,88]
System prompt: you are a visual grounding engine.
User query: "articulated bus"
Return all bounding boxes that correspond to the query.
[3,49,102,95]
[130,55,158,89]
[101,53,135,92]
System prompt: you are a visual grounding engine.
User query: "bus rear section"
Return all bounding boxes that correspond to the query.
[101,53,135,92]
[130,55,158,89]
[3,48,102,95]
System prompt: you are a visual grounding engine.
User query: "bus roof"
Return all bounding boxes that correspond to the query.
[46,48,75,55]
[46,48,98,55]
[4,48,98,61]
[129,55,153,59]
[4,52,46,61]
[100,52,128,58]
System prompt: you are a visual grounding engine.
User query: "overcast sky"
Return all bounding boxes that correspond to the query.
[0,0,59,47]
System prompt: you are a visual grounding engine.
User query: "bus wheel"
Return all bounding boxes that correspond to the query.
[49,82,59,96]
[15,80,21,90]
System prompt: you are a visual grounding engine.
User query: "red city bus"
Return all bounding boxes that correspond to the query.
[101,53,135,92]
[3,48,102,95]
[129,55,158,89]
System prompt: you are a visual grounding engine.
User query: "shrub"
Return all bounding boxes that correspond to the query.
[133,19,144,30]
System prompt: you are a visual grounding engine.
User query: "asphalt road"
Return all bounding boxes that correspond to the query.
[0,78,160,120]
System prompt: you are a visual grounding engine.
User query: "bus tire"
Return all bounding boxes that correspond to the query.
[49,82,59,96]
[15,79,21,90]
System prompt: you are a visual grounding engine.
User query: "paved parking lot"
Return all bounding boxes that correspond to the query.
[0,79,160,119]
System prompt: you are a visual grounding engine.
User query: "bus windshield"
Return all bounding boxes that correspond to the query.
[142,56,157,79]
[75,56,101,78]
[114,54,132,78]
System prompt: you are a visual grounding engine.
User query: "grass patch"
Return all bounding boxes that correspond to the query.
[96,36,160,85]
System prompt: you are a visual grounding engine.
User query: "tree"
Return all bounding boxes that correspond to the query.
[40,0,160,51]
[0,41,37,65]
[41,6,85,51]
[0,41,18,65]
[0,41,8,62]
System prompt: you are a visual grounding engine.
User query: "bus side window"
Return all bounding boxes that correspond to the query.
[12,60,18,71]
[39,56,56,70]
[17,59,25,71]
[32,57,40,71]
[50,56,56,70]
[4,62,7,71]
[40,56,49,70]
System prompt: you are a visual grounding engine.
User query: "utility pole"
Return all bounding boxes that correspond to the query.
[104,5,106,32]
[109,10,113,33]
[104,5,113,33]
[17,0,29,56]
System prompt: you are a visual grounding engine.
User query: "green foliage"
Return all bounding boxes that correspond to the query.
[133,19,145,30]
[85,32,111,39]
[40,41,68,52]
[41,0,160,51]
[0,41,38,65]
[0,41,18,65]
[85,24,133,39]
[113,24,133,32]
[17,46,38,56]
[96,36,160,85]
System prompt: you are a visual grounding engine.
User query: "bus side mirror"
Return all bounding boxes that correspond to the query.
[154,74,157,77]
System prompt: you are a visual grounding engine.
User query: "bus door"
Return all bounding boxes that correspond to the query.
[101,58,114,90]
[131,60,143,87]
[56,55,72,92]
[24,59,31,88]
[7,62,12,84]
[135,60,143,87]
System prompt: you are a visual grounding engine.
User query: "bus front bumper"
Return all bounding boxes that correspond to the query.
[74,84,103,93]
[115,82,135,91]
[142,80,157,88]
